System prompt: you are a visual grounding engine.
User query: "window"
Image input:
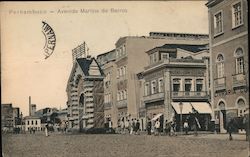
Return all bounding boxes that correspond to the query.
[124,66,126,76]
[237,98,245,117]
[173,79,180,92]
[235,48,244,74]
[31,120,33,125]
[232,2,243,28]
[161,53,168,60]
[117,93,120,101]
[214,11,223,35]
[158,78,164,93]
[196,79,203,92]
[153,53,157,63]
[28,121,29,125]
[185,79,192,92]
[121,91,124,100]
[117,69,119,79]
[150,55,153,64]
[144,83,149,96]
[151,81,157,94]
[124,90,127,99]
[217,54,224,78]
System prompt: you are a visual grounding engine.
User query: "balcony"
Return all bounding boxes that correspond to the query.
[145,58,205,71]
[104,102,112,110]
[117,100,127,109]
[214,77,226,91]
[172,91,209,100]
[143,92,164,103]
[232,73,247,89]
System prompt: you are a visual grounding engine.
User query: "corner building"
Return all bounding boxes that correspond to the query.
[110,32,209,124]
[206,0,249,133]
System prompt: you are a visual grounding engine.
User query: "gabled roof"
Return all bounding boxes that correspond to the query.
[76,58,104,76]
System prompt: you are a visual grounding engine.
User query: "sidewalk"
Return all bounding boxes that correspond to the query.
[178,132,248,141]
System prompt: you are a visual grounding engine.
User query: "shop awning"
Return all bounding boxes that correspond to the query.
[191,102,212,114]
[172,102,193,114]
[151,113,163,121]
[172,102,212,114]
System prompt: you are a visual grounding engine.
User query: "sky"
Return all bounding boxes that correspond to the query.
[1,1,209,116]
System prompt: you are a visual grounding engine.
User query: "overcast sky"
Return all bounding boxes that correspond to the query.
[1,1,209,116]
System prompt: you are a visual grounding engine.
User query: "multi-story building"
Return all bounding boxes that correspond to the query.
[140,43,212,131]
[1,104,21,131]
[206,0,249,133]
[97,50,118,127]
[113,32,209,123]
[66,56,104,131]
[24,116,42,131]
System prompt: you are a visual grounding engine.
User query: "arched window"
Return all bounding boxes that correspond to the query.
[237,98,245,117]
[235,48,244,74]
[216,54,224,78]
[218,101,225,110]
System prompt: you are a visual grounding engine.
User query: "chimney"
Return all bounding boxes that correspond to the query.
[29,96,31,116]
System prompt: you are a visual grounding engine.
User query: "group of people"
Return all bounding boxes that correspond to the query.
[147,118,178,136]
[117,118,140,135]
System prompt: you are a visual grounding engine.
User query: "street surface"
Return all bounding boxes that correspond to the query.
[2,132,249,157]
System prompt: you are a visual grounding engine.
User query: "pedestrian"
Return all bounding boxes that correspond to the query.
[130,119,134,135]
[184,120,189,135]
[243,113,249,141]
[135,119,140,135]
[33,127,36,134]
[147,118,152,135]
[171,118,177,136]
[155,119,160,136]
[45,123,49,137]
[227,119,234,140]
[165,120,171,136]
[125,119,130,134]
[108,119,112,133]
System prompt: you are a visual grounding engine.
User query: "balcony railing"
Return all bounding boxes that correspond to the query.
[145,58,205,70]
[104,102,112,109]
[117,100,127,109]
[214,77,226,91]
[172,91,208,99]
[143,92,164,103]
[232,73,246,88]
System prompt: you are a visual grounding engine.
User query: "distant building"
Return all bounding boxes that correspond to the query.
[96,49,116,67]
[1,104,21,131]
[140,43,212,131]
[24,116,42,131]
[66,56,104,131]
[206,0,249,133]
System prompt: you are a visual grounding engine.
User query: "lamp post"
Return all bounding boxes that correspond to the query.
[179,102,183,134]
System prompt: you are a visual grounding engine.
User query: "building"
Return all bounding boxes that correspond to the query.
[206,0,249,133]
[24,116,42,131]
[28,96,36,116]
[1,104,21,131]
[66,56,105,131]
[97,50,118,127]
[98,32,209,127]
[140,43,212,131]
[96,49,116,67]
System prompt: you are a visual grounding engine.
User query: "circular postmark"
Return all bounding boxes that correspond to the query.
[42,21,56,59]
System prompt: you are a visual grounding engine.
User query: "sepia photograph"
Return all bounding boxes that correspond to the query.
[1,1,249,157]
